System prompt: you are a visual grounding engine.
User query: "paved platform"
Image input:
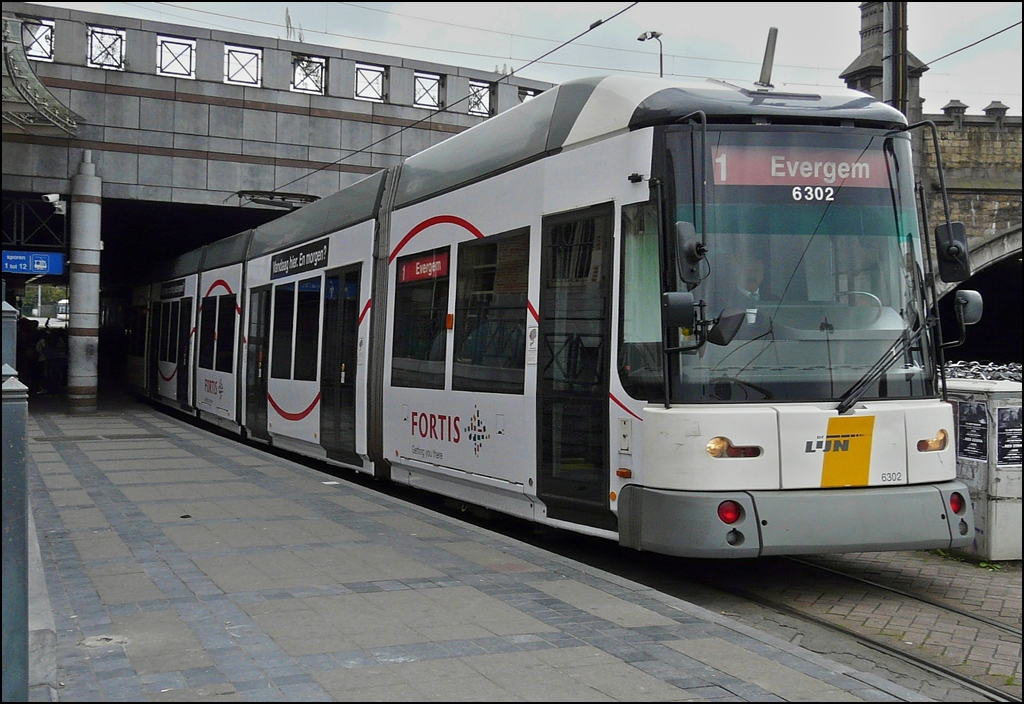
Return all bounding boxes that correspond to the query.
[23,394,931,702]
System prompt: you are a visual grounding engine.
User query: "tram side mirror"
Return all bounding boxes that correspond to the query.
[935,221,971,283]
[662,292,695,329]
[675,221,706,285]
[707,309,745,346]
[954,289,983,326]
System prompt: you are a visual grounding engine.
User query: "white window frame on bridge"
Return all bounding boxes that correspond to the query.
[414,71,443,109]
[468,80,492,116]
[355,63,386,103]
[519,87,540,103]
[157,36,196,79]
[291,54,326,95]
[22,19,54,62]
[87,26,125,71]
[224,45,262,87]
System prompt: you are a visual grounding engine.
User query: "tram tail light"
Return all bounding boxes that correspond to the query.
[949,491,966,516]
[717,500,743,524]
[916,429,948,452]
[706,437,762,458]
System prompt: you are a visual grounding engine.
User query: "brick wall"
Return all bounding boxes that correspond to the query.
[918,111,1022,243]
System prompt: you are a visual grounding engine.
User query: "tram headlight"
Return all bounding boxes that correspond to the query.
[706,436,762,458]
[916,429,948,452]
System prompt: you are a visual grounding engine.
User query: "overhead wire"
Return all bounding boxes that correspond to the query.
[921,20,1021,69]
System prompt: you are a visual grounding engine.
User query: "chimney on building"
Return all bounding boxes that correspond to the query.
[840,2,928,121]
[942,99,969,128]
[983,100,1009,129]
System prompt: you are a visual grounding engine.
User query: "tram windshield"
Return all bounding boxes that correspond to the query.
[619,126,936,404]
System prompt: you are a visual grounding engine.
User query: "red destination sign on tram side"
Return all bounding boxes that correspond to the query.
[711,147,888,188]
[398,252,448,283]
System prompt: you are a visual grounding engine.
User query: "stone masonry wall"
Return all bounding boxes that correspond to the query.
[919,113,1022,242]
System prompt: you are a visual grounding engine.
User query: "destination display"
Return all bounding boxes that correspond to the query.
[160,279,186,299]
[398,251,448,284]
[711,147,889,191]
[271,237,330,280]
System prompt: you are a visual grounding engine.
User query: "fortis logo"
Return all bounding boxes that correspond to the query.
[463,405,491,457]
[805,433,864,453]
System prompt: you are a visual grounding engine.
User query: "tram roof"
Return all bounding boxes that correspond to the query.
[247,170,387,260]
[395,74,907,207]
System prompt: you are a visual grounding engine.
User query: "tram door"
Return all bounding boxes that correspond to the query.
[245,286,271,440]
[176,298,192,409]
[537,203,616,532]
[320,266,361,464]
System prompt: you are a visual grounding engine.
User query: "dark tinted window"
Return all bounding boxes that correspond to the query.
[216,294,237,373]
[271,283,294,379]
[293,278,321,381]
[199,297,217,369]
[392,247,449,389]
[453,230,529,394]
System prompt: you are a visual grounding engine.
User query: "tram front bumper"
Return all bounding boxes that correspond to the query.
[617,481,974,559]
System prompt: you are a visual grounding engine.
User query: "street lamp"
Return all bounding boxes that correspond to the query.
[637,30,663,78]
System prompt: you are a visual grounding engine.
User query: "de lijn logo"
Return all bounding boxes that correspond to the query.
[463,405,491,457]
[804,433,865,453]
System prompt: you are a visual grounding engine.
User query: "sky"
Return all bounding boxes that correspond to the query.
[27,2,1023,115]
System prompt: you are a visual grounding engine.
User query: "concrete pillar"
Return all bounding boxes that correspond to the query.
[68,151,102,414]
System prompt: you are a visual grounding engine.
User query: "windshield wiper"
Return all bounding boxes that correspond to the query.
[835,326,923,414]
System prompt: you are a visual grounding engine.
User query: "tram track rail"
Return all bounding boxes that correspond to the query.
[700,563,1022,703]
[787,555,1022,639]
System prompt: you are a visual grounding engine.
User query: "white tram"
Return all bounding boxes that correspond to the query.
[128,74,983,558]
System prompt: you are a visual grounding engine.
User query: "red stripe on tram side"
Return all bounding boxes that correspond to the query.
[389,215,485,264]
[267,392,322,421]
[609,393,643,422]
[205,279,234,297]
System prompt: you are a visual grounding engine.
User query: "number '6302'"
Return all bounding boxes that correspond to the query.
[792,186,835,201]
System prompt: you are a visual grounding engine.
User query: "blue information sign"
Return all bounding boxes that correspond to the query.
[2,250,65,276]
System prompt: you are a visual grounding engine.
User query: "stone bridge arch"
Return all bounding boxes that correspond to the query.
[935,225,1022,299]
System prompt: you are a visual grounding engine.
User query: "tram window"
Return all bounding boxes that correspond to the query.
[159,302,171,363]
[392,247,449,389]
[168,300,180,364]
[293,278,321,381]
[453,230,529,394]
[199,297,217,369]
[619,201,664,400]
[216,294,237,373]
[271,283,294,379]
[550,218,596,282]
